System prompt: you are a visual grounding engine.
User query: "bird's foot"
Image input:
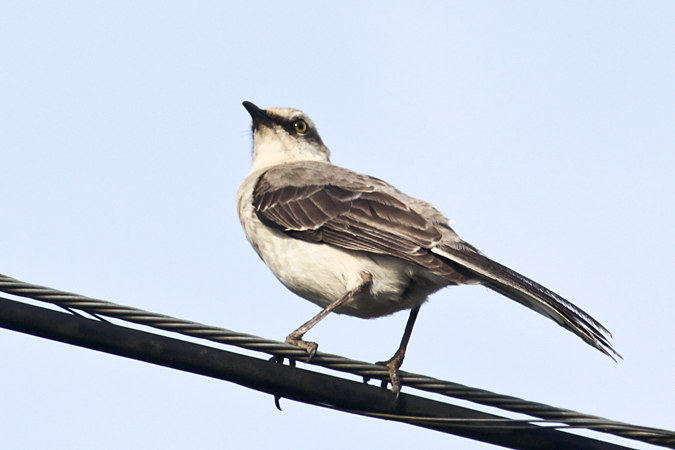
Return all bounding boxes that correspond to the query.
[376,351,405,395]
[285,333,318,362]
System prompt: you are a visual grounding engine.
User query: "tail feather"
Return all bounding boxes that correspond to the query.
[434,244,621,360]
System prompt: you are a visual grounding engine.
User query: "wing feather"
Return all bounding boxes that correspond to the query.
[252,161,619,359]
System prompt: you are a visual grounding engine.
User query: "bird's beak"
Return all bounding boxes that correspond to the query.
[243,101,274,127]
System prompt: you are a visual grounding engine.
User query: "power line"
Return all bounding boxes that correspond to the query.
[1,273,673,448]
[0,295,631,450]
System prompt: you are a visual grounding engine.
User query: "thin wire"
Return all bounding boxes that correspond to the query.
[1,273,673,448]
[1,294,635,450]
[330,410,576,430]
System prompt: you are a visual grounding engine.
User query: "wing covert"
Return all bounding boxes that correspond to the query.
[252,164,445,258]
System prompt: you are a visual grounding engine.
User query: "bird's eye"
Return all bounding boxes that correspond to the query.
[294,120,308,134]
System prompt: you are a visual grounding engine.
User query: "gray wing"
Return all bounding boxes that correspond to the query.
[252,162,619,359]
[253,162,469,282]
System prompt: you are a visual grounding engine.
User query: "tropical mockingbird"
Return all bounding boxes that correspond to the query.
[237,101,619,393]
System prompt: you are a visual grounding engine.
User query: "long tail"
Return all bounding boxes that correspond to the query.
[434,243,621,360]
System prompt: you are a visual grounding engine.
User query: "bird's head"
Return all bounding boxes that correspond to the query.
[243,101,330,171]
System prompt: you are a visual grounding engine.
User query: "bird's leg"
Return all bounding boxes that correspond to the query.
[377,305,421,395]
[286,273,371,361]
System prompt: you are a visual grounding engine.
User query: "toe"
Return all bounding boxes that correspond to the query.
[285,337,318,361]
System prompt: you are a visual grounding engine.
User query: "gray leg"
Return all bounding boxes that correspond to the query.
[377,305,421,394]
[286,274,371,360]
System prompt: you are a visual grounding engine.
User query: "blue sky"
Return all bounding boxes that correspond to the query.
[1,2,674,449]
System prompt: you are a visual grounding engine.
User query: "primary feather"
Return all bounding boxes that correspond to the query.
[253,160,620,360]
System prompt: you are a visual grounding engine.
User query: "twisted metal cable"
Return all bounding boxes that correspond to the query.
[1,273,673,448]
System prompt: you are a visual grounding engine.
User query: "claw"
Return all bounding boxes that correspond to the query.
[285,335,318,362]
[269,357,287,410]
[376,357,403,395]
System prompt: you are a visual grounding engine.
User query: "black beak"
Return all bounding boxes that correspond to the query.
[242,101,273,125]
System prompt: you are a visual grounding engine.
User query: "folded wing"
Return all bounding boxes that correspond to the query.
[252,161,619,359]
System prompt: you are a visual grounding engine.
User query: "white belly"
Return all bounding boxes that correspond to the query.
[237,174,448,318]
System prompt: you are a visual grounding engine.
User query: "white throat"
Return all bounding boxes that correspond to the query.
[250,129,329,172]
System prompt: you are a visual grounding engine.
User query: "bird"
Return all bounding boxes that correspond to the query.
[236,101,619,394]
